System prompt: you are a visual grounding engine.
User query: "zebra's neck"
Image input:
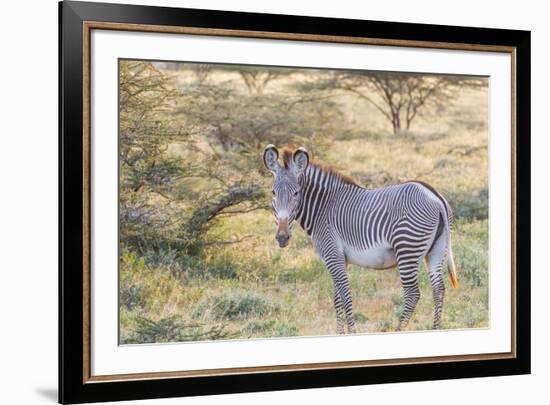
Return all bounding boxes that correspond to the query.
[296,164,359,235]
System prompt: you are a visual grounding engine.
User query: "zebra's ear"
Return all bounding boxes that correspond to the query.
[263,144,280,174]
[293,147,309,175]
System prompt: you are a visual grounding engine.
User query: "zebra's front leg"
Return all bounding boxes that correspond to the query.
[336,273,356,333]
[333,286,346,334]
[395,256,421,331]
[326,258,355,334]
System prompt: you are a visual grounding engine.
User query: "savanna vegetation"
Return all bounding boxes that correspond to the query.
[119,60,488,344]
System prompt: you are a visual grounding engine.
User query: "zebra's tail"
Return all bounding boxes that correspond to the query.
[447,242,459,289]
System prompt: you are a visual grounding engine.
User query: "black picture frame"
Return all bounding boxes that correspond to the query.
[59,1,531,403]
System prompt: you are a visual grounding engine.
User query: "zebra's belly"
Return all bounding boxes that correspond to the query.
[344,246,397,269]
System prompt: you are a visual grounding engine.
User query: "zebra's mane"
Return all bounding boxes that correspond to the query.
[308,162,358,186]
[280,147,357,186]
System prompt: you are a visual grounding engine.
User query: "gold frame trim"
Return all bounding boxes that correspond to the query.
[82,21,517,384]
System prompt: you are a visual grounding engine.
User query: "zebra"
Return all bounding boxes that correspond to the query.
[263,144,459,334]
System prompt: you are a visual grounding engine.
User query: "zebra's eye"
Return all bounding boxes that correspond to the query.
[272,190,275,196]
[293,191,299,197]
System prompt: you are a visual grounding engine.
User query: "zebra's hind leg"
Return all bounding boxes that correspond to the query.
[395,255,422,331]
[396,284,420,331]
[426,233,448,329]
[429,270,445,329]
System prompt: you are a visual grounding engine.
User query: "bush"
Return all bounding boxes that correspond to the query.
[276,261,327,284]
[244,319,298,337]
[120,285,146,311]
[186,254,239,280]
[446,188,488,220]
[120,250,148,311]
[141,248,180,270]
[453,220,488,288]
[392,293,404,320]
[353,311,369,324]
[194,292,278,321]
[122,315,237,344]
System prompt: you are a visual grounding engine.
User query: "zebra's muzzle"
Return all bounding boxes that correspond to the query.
[276,218,290,248]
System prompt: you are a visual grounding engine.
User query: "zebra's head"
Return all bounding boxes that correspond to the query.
[263,144,309,248]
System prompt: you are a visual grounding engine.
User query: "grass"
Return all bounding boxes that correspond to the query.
[120,216,488,342]
[119,71,489,344]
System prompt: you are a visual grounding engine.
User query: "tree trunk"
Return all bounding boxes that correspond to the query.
[391,111,402,134]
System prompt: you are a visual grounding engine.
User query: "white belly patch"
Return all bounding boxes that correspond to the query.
[345,246,397,269]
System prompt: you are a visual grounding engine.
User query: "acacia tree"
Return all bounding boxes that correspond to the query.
[316,71,483,135]
[119,61,271,257]
[235,66,297,94]
[180,72,341,155]
[119,61,185,250]
[238,70,280,94]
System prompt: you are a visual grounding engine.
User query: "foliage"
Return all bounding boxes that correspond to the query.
[445,188,489,220]
[301,70,486,134]
[119,61,185,253]
[194,292,279,321]
[120,284,146,311]
[453,220,489,288]
[235,65,295,94]
[177,67,342,153]
[123,315,236,344]
[119,61,185,193]
[180,183,266,255]
[119,61,270,257]
[244,319,298,337]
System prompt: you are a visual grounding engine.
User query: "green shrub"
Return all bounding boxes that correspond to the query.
[375,319,393,332]
[461,304,488,328]
[458,247,487,288]
[353,311,369,323]
[208,258,239,279]
[446,188,488,220]
[141,248,180,271]
[186,255,239,280]
[122,315,237,344]
[453,220,488,288]
[244,319,298,337]
[392,294,404,320]
[276,262,327,284]
[204,292,279,321]
[120,285,146,311]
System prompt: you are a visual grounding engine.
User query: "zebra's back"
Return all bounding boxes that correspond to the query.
[321,182,447,269]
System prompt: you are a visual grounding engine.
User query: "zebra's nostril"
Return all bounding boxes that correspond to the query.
[276,235,289,247]
[276,233,289,244]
